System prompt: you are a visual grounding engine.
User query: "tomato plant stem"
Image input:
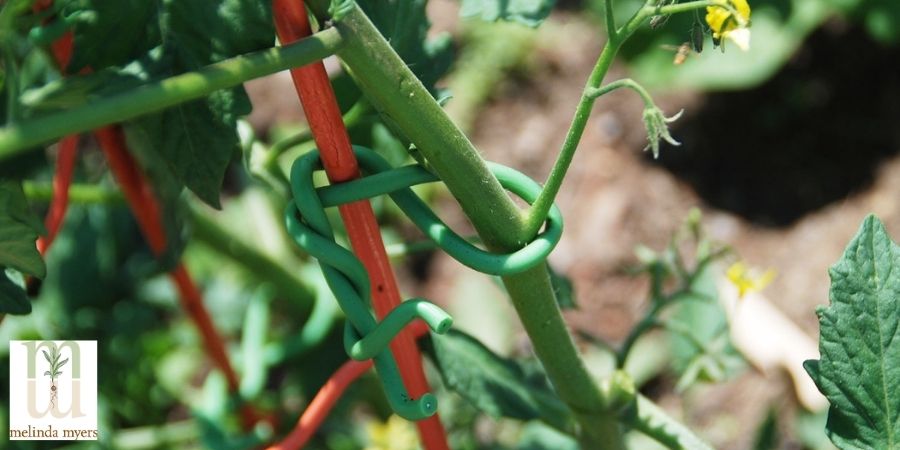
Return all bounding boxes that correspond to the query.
[0,28,343,159]
[305,2,621,447]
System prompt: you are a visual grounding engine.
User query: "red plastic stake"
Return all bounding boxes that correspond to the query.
[267,359,373,450]
[35,7,256,426]
[93,126,258,426]
[267,322,431,450]
[272,2,449,449]
[37,134,78,255]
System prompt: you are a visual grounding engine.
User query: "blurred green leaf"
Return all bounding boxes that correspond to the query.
[752,408,780,450]
[58,0,274,208]
[0,181,44,277]
[460,0,555,28]
[804,215,900,449]
[423,329,572,429]
[0,270,30,314]
[0,181,42,314]
[62,0,161,73]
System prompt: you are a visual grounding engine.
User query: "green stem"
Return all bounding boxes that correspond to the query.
[312,2,524,246]
[23,181,123,204]
[650,0,725,17]
[0,28,343,160]
[617,287,714,367]
[522,37,618,238]
[604,0,617,39]
[188,206,315,317]
[586,78,655,108]
[632,394,714,450]
[617,303,663,367]
[523,0,713,237]
[307,2,620,447]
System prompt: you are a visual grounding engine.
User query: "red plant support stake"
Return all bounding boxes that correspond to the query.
[32,5,77,256]
[93,126,259,427]
[272,2,449,449]
[36,9,257,426]
[36,134,78,255]
[267,323,430,450]
[267,359,374,450]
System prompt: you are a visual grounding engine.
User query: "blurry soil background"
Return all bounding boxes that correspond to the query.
[246,2,900,448]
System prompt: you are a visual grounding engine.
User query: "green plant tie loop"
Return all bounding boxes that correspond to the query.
[284,146,563,420]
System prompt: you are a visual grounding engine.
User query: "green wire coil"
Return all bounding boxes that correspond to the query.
[285,146,563,420]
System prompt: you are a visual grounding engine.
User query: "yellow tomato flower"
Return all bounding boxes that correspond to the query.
[726,261,775,298]
[706,0,752,51]
[364,415,418,450]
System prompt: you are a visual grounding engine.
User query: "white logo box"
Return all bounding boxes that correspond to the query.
[8,340,99,441]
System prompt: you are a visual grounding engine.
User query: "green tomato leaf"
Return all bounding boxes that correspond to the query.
[0,182,44,278]
[459,0,555,28]
[162,0,274,64]
[124,89,245,208]
[59,0,273,208]
[423,329,572,428]
[0,270,31,315]
[804,215,900,450]
[63,0,162,73]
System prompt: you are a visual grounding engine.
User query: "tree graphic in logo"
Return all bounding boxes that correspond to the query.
[42,345,69,410]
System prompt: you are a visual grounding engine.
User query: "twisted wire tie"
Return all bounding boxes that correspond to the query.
[285,146,563,420]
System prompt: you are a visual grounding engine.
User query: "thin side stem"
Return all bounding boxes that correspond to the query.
[23,181,123,204]
[586,78,655,108]
[604,0,617,40]
[522,38,619,238]
[0,28,343,159]
[523,0,714,237]
[632,394,714,450]
[650,0,726,17]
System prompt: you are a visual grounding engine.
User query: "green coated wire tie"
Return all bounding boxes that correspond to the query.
[284,146,564,420]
